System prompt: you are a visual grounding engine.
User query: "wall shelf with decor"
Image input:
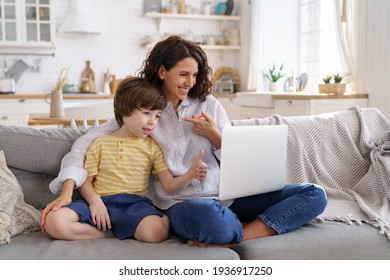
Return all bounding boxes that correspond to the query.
[144,43,240,50]
[145,12,241,30]
[143,11,241,52]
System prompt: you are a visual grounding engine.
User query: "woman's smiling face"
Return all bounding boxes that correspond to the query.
[158,56,198,108]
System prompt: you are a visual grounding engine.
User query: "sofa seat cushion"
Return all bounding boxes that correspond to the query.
[0,232,240,260]
[233,220,390,260]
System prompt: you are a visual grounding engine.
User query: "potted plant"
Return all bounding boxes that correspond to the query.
[331,72,349,95]
[318,75,332,94]
[264,63,284,92]
[322,75,333,84]
[318,73,348,96]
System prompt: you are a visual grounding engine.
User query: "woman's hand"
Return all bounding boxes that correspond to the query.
[40,179,74,232]
[183,111,222,149]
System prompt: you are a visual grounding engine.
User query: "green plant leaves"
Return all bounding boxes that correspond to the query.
[264,63,284,82]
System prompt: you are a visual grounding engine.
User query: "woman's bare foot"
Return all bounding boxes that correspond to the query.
[242,219,277,241]
[185,219,275,248]
[241,222,249,227]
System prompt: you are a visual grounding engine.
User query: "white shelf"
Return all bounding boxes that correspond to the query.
[145,12,241,22]
[144,43,240,50]
[203,45,240,50]
[144,12,241,57]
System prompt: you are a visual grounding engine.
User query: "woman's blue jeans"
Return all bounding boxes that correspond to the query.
[166,183,327,244]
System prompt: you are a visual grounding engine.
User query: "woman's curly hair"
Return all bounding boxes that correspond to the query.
[137,35,213,102]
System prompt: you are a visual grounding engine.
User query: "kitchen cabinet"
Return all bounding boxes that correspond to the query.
[0,97,48,126]
[144,12,241,51]
[214,93,239,119]
[236,92,369,119]
[0,94,113,126]
[0,0,55,48]
[0,113,25,125]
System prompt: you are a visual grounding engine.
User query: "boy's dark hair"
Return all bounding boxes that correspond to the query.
[113,76,167,126]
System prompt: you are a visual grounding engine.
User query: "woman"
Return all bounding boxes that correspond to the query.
[41,35,327,246]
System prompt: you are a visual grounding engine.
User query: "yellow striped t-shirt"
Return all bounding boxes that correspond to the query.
[84,134,168,197]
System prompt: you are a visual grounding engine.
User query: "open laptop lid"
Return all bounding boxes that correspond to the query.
[218,125,288,201]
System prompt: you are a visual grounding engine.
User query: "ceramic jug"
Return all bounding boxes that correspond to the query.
[49,89,65,118]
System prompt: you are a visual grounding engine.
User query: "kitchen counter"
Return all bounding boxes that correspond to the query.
[266,92,368,99]
[213,92,368,100]
[212,92,369,120]
[212,92,236,98]
[234,92,369,119]
[236,92,368,108]
[236,92,368,99]
[0,93,114,99]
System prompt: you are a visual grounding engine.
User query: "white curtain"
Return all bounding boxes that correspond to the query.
[247,0,265,91]
[334,0,359,91]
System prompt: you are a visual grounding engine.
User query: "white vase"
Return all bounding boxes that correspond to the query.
[49,89,65,118]
[103,81,111,95]
[269,81,284,92]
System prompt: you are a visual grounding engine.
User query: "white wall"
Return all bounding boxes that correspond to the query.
[355,0,390,119]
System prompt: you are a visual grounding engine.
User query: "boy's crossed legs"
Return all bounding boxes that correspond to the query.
[45,194,169,243]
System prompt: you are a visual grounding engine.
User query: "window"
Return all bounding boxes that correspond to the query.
[248,0,348,92]
[299,0,344,91]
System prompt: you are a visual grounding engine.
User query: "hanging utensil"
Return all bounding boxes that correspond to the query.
[6,59,30,82]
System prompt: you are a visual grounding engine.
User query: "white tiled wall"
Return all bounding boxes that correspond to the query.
[3,0,239,95]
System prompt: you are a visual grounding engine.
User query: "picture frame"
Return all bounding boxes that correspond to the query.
[212,67,241,93]
[144,0,162,13]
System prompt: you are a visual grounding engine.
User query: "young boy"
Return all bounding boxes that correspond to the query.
[44,77,207,242]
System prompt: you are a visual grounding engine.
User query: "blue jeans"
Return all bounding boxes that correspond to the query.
[166,183,327,244]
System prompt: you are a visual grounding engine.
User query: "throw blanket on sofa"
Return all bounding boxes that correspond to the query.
[0,150,40,245]
[232,107,390,239]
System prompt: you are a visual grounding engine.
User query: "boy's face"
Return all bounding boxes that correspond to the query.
[122,108,162,138]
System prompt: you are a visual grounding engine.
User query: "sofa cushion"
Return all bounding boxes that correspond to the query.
[0,151,40,244]
[0,125,86,176]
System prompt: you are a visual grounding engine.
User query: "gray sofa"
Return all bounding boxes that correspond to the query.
[0,107,389,260]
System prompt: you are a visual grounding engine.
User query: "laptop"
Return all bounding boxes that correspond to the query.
[174,125,288,201]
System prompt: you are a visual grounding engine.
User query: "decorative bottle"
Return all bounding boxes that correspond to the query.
[81,60,96,93]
